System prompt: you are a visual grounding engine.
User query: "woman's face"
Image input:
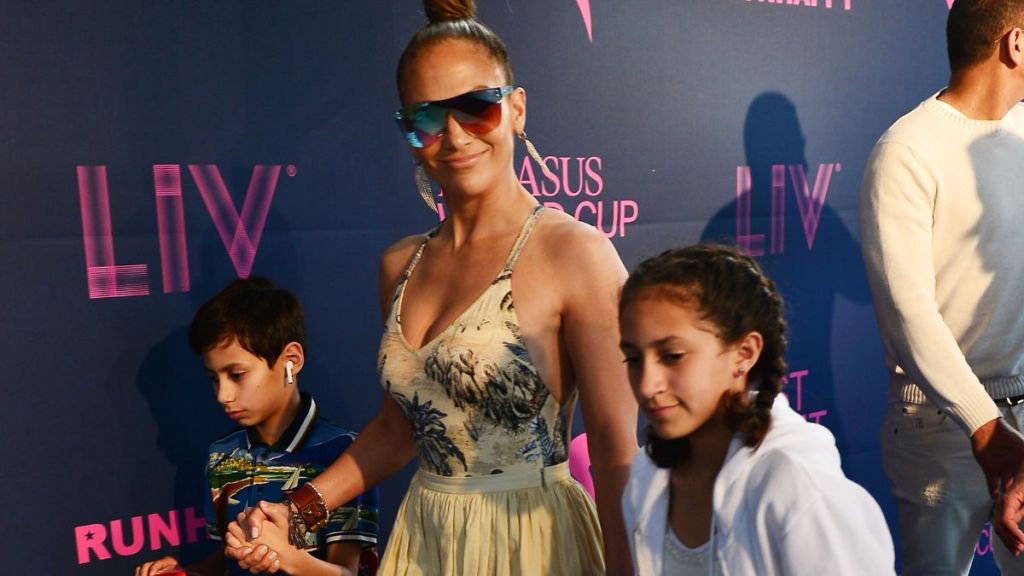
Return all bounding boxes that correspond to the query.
[619,292,750,441]
[400,39,524,198]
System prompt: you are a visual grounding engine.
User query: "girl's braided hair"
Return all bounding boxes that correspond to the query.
[620,243,788,468]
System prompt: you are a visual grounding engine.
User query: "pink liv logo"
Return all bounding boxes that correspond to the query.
[744,0,851,10]
[735,163,841,256]
[77,164,290,299]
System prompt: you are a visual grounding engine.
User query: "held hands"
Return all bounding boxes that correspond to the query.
[224,501,295,573]
[971,418,1024,554]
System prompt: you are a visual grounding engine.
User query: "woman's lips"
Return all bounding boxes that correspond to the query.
[439,151,483,170]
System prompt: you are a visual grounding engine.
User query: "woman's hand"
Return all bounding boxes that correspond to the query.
[247,501,298,573]
[223,504,288,573]
[228,501,275,541]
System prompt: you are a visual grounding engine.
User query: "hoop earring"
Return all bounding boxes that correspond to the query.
[518,131,555,180]
[415,163,438,213]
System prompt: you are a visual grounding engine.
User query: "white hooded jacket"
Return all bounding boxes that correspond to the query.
[622,395,895,575]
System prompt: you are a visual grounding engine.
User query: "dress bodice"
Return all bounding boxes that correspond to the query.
[378,205,575,477]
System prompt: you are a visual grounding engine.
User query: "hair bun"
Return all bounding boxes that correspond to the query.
[424,0,476,22]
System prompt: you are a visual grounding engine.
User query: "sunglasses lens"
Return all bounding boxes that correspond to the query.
[396,106,444,148]
[395,87,510,148]
[449,95,502,136]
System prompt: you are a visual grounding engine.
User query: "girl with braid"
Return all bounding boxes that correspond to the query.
[619,244,894,575]
[223,0,637,574]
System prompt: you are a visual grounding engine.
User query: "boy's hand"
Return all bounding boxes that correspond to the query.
[231,543,281,574]
[224,510,262,569]
[134,555,181,576]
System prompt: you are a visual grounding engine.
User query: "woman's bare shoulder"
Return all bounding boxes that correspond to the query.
[381,232,428,271]
[534,209,625,273]
[378,232,428,291]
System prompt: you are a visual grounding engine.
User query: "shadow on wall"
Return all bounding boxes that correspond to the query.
[701,91,871,453]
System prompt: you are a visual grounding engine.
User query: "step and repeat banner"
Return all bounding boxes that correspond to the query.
[1,1,996,574]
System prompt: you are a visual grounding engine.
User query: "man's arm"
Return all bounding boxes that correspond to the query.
[860,140,999,432]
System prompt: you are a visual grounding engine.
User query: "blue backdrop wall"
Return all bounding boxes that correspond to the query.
[2,1,996,573]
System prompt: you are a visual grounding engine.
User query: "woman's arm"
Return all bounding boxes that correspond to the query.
[305,393,417,511]
[230,383,417,551]
[225,393,414,566]
[228,237,422,547]
[557,224,638,575]
[306,235,425,510]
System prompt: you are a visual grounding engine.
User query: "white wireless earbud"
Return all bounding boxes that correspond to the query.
[285,360,295,384]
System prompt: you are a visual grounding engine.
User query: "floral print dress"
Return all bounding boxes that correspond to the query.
[376,205,604,575]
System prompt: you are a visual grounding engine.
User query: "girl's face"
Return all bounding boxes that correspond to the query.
[619,291,756,441]
[400,39,525,199]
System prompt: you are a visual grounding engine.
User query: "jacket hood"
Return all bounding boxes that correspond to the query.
[712,394,840,534]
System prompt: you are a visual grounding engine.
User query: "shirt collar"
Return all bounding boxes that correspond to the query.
[246,392,318,454]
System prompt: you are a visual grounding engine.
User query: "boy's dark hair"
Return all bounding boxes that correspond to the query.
[619,243,788,469]
[188,277,306,367]
[948,0,1024,71]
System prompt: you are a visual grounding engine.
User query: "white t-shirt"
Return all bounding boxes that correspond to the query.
[663,529,721,576]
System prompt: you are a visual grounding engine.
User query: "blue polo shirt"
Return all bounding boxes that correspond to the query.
[205,392,378,575]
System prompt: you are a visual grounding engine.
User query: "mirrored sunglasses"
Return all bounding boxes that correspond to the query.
[394,85,515,149]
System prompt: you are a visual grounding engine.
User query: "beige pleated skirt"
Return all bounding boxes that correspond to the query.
[378,462,605,576]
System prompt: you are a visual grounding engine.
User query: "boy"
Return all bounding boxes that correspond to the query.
[135,277,378,576]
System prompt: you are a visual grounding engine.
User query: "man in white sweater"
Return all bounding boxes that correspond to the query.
[860,1,1024,573]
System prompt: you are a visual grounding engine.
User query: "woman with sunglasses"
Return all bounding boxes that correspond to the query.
[221,1,638,574]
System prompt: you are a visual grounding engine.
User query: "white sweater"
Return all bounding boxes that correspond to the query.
[859,93,1024,434]
[622,395,895,576]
